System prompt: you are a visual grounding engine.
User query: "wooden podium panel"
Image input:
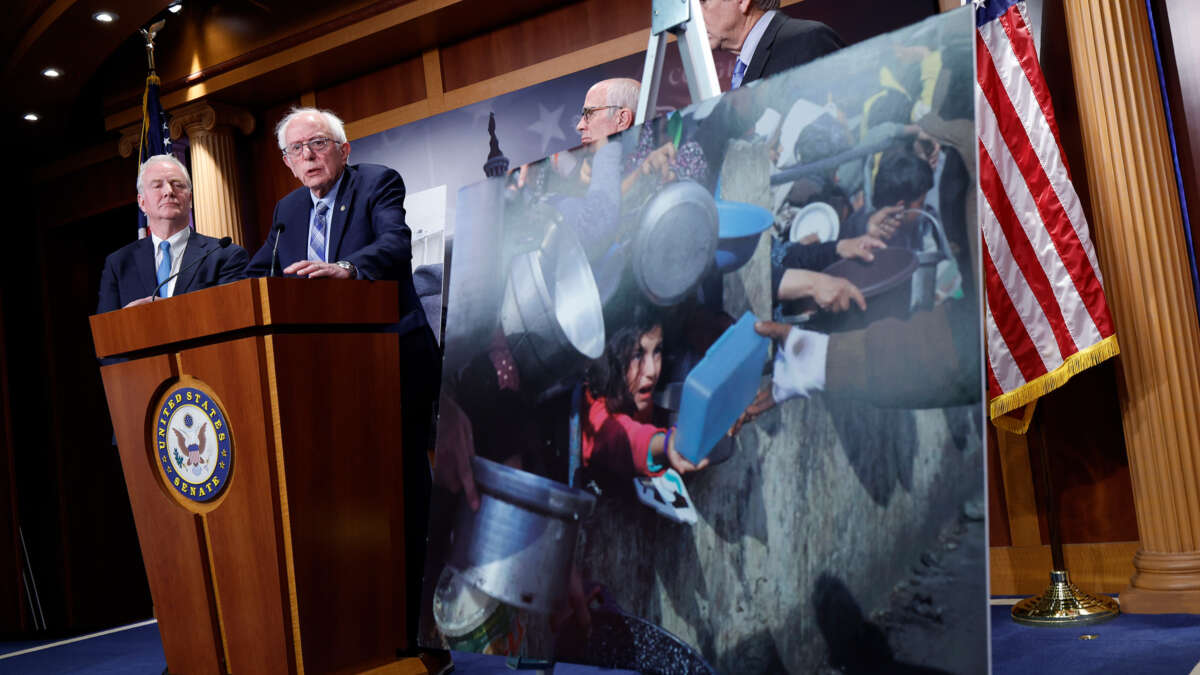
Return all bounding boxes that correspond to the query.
[269,331,405,675]
[92,278,412,675]
[180,336,296,675]
[103,353,224,675]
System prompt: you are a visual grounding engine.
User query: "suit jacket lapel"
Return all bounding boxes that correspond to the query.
[744,12,785,84]
[327,166,356,260]
[174,233,209,295]
[136,237,160,297]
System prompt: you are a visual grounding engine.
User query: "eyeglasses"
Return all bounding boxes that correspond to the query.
[576,105,622,124]
[282,137,336,158]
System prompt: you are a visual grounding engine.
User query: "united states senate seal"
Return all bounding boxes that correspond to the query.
[154,384,233,503]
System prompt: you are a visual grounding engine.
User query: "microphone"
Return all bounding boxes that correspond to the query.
[268,222,286,277]
[150,236,233,299]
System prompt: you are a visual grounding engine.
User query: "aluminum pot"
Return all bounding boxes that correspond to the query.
[902,208,953,311]
[500,224,605,392]
[444,178,508,373]
[449,456,596,614]
[631,180,719,306]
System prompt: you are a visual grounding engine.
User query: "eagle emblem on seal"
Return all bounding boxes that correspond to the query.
[173,422,208,467]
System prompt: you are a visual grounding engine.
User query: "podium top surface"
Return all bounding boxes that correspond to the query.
[89,277,401,358]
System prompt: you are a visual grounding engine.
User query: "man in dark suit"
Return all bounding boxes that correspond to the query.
[246,107,446,672]
[96,154,248,314]
[700,0,844,88]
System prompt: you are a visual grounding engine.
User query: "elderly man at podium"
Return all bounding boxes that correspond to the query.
[245,106,445,670]
[96,154,248,314]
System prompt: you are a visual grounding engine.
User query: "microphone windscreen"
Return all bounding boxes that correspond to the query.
[274,222,286,232]
[218,236,233,248]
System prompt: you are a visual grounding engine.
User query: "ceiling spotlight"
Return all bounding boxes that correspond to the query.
[41,67,62,79]
[92,11,118,23]
[24,113,40,122]
[168,2,183,13]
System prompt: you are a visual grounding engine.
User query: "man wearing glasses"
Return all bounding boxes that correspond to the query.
[245,107,447,673]
[575,77,638,147]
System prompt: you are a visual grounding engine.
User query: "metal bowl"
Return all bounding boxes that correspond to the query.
[632,180,719,306]
[449,457,596,614]
[500,224,605,391]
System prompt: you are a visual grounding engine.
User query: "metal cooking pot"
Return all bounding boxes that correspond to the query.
[444,178,508,373]
[449,456,596,614]
[902,208,953,311]
[500,224,605,392]
[631,180,719,306]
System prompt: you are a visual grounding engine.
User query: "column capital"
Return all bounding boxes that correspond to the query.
[169,101,255,139]
[117,124,141,158]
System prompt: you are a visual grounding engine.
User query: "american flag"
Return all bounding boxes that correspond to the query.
[975,0,1119,432]
[136,74,172,239]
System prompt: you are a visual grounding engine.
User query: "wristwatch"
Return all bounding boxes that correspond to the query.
[335,260,357,279]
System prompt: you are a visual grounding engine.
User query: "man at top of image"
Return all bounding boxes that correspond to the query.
[700,0,845,88]
[96,154,248,314]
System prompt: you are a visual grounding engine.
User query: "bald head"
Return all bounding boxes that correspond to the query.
[576,78,640,146]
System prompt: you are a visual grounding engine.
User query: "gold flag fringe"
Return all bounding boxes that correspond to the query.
[137,74,161,164]
[990,400,1036,434]
[988,334,1120,432]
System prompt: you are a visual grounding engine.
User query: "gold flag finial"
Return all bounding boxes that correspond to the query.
[140,19,166,73]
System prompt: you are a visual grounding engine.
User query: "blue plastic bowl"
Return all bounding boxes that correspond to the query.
[673,312,769,464]
[715,200,774,273]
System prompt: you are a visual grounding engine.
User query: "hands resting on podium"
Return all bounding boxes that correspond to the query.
[283,260,355,279]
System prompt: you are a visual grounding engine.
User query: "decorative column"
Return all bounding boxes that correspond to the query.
[1062,0,1200,612]
[169,102,255,246]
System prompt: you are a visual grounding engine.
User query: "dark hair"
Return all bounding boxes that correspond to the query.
[588,303,663,416]
[754,0,781,10]
[865,89,913,129]
[873,145,934,208]
[795,113,852,181]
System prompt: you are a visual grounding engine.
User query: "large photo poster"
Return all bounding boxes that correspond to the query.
[423,7,983,673]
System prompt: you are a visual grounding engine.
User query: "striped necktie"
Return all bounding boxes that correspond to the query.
[308,202,329,262]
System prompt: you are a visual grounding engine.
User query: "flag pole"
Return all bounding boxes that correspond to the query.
[1010,405,1119,626]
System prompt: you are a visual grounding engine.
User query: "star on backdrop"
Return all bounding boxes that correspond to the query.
[527,103,567,155]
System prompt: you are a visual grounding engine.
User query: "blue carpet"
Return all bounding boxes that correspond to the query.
[0,622,633,675]
[990,603,1200,674]
[0,623,165,674]
[5,607,1200,673]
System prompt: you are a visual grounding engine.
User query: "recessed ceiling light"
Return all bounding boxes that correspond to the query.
[24,113,39,122]
[92,11,118,23]
[167,2,183,13]
[41,68,62,79]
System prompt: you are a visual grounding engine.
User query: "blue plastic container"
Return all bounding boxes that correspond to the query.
[714,200,774,273]
[673,312,769,464]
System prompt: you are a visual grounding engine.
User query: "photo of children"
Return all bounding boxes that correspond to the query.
[423,8,985,673]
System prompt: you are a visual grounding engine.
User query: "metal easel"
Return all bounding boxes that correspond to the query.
[635,0,723,126]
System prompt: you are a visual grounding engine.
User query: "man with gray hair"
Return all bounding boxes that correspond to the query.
[245,106,445,671]
[575,77,639,147]
[699,0,844,88]
[96,154,248,313]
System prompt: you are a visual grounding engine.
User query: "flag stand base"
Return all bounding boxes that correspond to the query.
[1011,569,1120,627]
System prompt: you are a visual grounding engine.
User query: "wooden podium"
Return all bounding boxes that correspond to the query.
[91,278,423,675]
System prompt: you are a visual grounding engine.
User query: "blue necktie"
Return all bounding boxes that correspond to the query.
[156,240,172,298]
[732,59,748,89]
[308,202,329,262]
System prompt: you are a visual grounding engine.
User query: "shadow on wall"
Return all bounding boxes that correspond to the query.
[812,573,951,674]
[825,397,919,507]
